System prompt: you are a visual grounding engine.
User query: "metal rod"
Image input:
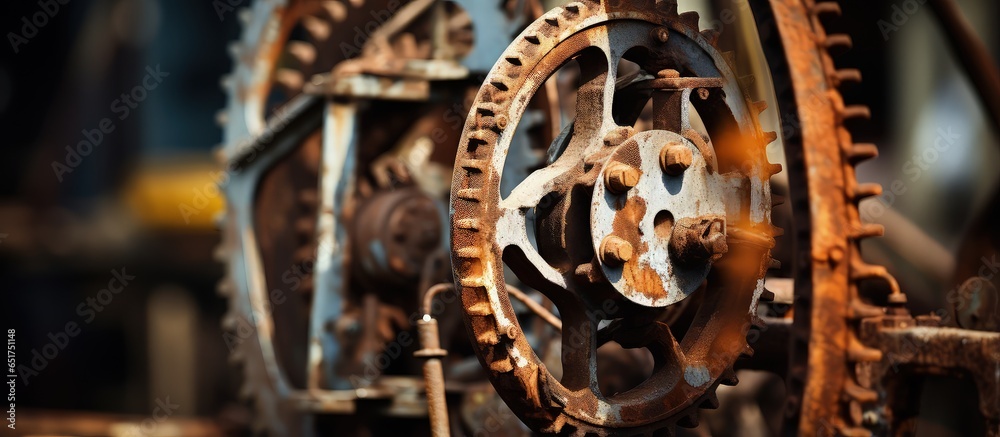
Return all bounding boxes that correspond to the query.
[417,283,453,437]
[927,0,1000,136]
[506,284,563,332]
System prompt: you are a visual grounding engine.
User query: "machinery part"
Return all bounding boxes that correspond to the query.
[417,283,454,437]
[751,0,1000,434]
[352,188,444,288]
[217,0,557,435]
[747,0,901,433]
[953,277,1000,332]
[926,0,1000,137]
[450,0,779,433]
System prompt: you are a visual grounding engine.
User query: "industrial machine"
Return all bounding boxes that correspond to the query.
[217,0,1000,435]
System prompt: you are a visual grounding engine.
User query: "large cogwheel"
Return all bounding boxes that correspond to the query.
[450,0,781,434]
[215,0,398,434]
[748,0,904,434]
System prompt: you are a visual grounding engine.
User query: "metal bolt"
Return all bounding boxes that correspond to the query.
[657,69,680,79]
[651,27,670,44]
[604,162,640,194]
[828,247,845,264]
[696,87,711,100]
[862,410,880,426]
[669,217,727,266]
[602,126,635,147]
[600,236,633,266]
[660,142,693,175]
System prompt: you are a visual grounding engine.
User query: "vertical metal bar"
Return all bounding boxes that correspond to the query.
[927,0,1000,136]
[308,100,359,390]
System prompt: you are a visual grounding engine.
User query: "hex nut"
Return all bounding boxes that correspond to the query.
[600,236,633,266]
[660,143,693,176]
[604,162,640,194]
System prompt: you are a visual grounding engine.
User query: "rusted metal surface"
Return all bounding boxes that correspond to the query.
[450,0,779,433]
[217,0,555,435]
[751,0,1000,435]
[417,284,455,437]
[218,0,1000,435]
[926,0,1000,136]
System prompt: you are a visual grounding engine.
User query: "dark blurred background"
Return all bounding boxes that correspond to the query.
[0,0,996,434]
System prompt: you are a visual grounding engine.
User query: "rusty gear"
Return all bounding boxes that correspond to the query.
[449,0,780,433]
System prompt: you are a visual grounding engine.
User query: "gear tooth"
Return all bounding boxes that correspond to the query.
[239,382,253,401]
[700,28,720,46]
[840,105,871,121]
[303,16,332,41]
[738,74,756,90]
[721,51,737,69]
[275,68,305,95]
[769,259,782,270]
[227,42,244,59]
[762,131,778,146]
[766,162,783,177]
[702,392,720,409]
[812,2,842,16]
[834,68,863,85]
[771,194,786,207]
[222,313,238,330]
[299,188,319,206]
[319,1,348,22]
[752,100,768,114]
[844,379,879,403]
[213,144,227,165]
[852,183,882,201]
[761,288,776,302]
[217,279,233,297]
[215,110,229,126]
[677,411,699,428]
[848,335,883,362]
[824,34,854,50]
[213,245,228,263]
[848,143,879,163]
[720,368,739,386]
[771,226,785,237]
[213,211,227,229]
[237,7,252,25]
[219,74,234,90]
[678,11,700,30]
[655,0,679,16]
[288,41,318,67]
[850,223,884,240]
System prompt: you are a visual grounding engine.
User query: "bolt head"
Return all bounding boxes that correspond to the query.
[602,126,635,147]
[651,27,670,44]
[604,162,640,194]
[656,69,680,79]
[600,236,633,266]
[660,143,693,175]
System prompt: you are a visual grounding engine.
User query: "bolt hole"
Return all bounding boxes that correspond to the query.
[654,210,675,239]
